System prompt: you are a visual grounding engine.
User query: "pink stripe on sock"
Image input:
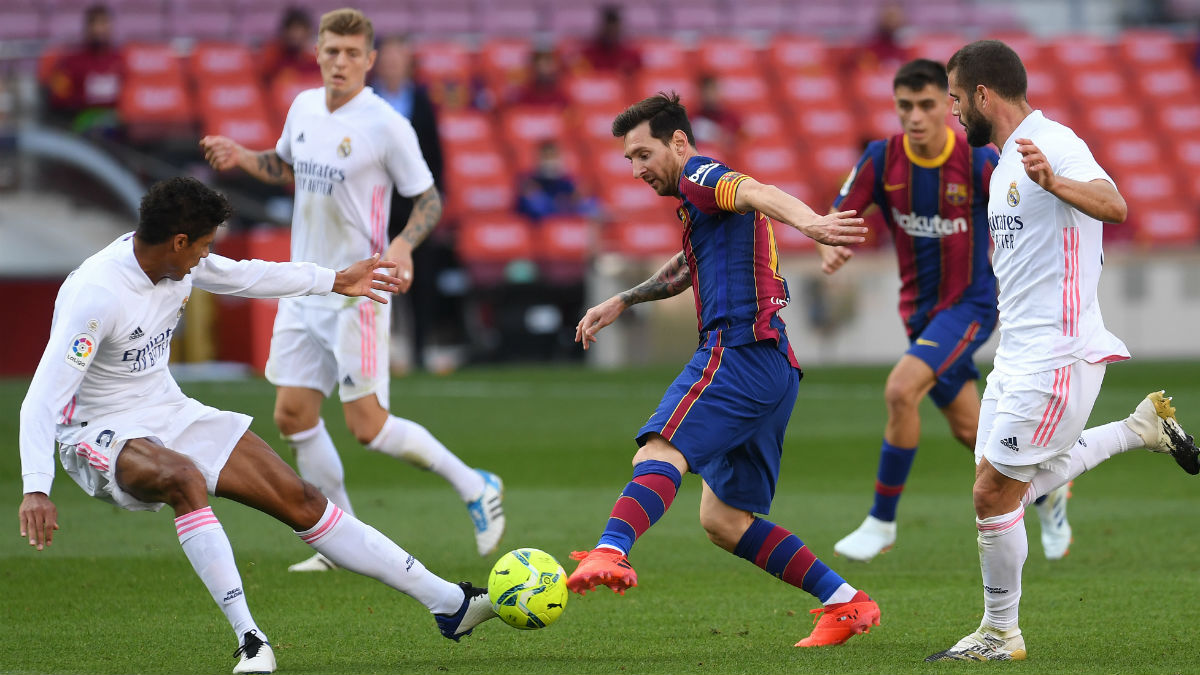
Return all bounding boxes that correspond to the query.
[176,517,220,537]
[977,509,1024,533]
[175,506,215,526]
[300,505,344,545]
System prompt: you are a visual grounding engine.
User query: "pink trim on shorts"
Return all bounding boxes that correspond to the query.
[175,506,220,537]
[74,441,108,472]
[299,505,344,545]
[359,303,377,378]
[977,509,1024,532]
[1032,365,1071,447]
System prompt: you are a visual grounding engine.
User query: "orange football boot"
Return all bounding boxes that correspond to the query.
[795,590,880,647]
[566,548,638,595]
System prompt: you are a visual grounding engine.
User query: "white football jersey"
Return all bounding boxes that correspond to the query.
[276,87,434,310]
[19,233,336,495]
[987,111,1129,375]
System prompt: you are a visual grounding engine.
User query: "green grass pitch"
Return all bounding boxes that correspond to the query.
[2,361,1198,674]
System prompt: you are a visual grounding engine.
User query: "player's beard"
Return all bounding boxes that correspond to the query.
[960,102,993,147]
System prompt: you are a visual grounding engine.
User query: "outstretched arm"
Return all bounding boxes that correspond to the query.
[575,252,691,350]
[733,178,866,246]
[1016,138,1127,223]
[384,186,443,293]
[199,136,295,186]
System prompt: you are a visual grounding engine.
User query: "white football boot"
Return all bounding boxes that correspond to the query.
[833,515,897,562]
[467,469,506,556]
[232,630,276,674]
[435,582,497,641]
[1035,483,1072,560]
[1124,391,1200,475]
[287,552,338,572]
[925,625,1027,662]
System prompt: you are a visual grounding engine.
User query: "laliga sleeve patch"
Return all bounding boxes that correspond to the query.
[65,333,97,371]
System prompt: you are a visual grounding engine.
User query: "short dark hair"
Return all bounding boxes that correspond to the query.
[946,40,1027,101]
[84,4,109,24]
[135,177,232,244]
[893,58,948,92]
[281,6,312,31]
[612,92,696,146]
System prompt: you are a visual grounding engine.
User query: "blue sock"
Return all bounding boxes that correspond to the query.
[733,517,847,602]
[595,460,682,554]
[869,440,917,522]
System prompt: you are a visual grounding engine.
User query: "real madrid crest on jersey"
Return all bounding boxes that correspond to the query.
[945,182,968,206]
[1007,181,1020,207]
[177,295,189,321]
[337,136,352,158]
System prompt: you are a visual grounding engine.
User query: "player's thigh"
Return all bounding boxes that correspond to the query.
[978,361,1105,481]
[114,438,208,507]
[265,300,338,397]
[334,298,391,407]
[215,430,324,530]
[885,354,938,401]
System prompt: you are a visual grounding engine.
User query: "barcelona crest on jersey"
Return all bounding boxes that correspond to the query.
[945,182,968,206]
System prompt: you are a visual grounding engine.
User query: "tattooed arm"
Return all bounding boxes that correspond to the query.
[384,186,443,293]
[199,135,294,185]
[575,252,691,350]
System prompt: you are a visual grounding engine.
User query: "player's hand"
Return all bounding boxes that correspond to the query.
[333,254,402,303]
[1016,138,1056,191]
[19,492,58,551]
[575,295,627,350]
[819,244,853,275]
[801,210,867,246]
[199,135,244,171]
[383,238,415,294]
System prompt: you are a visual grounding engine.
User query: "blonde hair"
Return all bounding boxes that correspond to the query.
[318,8,374,48]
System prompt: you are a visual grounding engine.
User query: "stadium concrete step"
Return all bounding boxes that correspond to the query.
[0,192,129,276]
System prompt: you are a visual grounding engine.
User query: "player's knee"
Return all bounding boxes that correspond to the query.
[698,512,750,552]
[883,379,920,412]
[971,481,1002,515]
[348,422,379,447]
[274,407,311,437]
[952,425,976,449]
[156,459,208,509]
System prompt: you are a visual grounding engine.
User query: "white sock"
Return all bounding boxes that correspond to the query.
[296,499,464,614]
[367,416,484,502]
[286,419,356,517]
[977,506,1026,632]
[175,507,264,642]
[1021,421,1143,506]
[825,583,858,605]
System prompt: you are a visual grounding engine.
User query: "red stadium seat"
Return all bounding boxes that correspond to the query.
[587,138,634,183]
[565,73,628,108]
[267,73,323,130]
[694,36,761,76]
[714,73,771,109]
[189,43,255,81]
[438,110,495,147]
[1099,134,1166,172]
[1154,102,1200,134]
[791,107,857,146]
[500,105,570,146]
[852,68,895,107]
[765,34,832,78]
[415,40,473,106]
[1118,29,1184,68]
[1046,34,1115,69]
[632,72,698,106]
[457,217,536,286]
[632,37,690,76]
[1064,67,1129,104]
[1133,65,1199,101]
[983,31,1041,63]
[736,143,801,179]
[808,141,864,197]
[203,110,276,149]
[779,72,839,105]
[1024,70,1065,109]
[861,100,901,140]
[903,32,964,63]
[1079,103,1146,135]
[1117,169,1184,205]
[604,220,683,259]
[196,79,264,116]
[535,216,593,284]
[1129,201,1200,246]
[577,104,627,142]
[479,38,533,99]
[601,180,673,220]
[739,109,789,142]
[122,43,185,84]
[444,145,516,217]
[118,78,195,140]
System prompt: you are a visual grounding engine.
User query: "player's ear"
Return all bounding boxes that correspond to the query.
[672,129,688,153]
[172,233,190,252]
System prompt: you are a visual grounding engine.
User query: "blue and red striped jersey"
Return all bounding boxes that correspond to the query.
[676,155,799,369]
[833,130,998,335]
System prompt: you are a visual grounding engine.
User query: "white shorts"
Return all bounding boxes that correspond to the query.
[58,397,252,512]
[264,296,390,405]
[975,360,1106,482]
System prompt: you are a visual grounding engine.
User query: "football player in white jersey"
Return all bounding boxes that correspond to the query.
[199,8,504,571]
[924,40,1200,662]
[18,178,498,674]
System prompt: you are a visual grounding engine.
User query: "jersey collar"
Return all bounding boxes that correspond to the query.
[903,127,955,168]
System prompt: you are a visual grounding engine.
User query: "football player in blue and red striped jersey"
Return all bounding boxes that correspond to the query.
[566,92,881,648]
[824,59,1071,563]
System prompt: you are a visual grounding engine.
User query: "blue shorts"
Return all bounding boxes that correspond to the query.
[906,302,996,408]
[636,340,800,515]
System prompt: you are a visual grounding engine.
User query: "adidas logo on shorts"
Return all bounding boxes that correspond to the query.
[1000,436,1020,453]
